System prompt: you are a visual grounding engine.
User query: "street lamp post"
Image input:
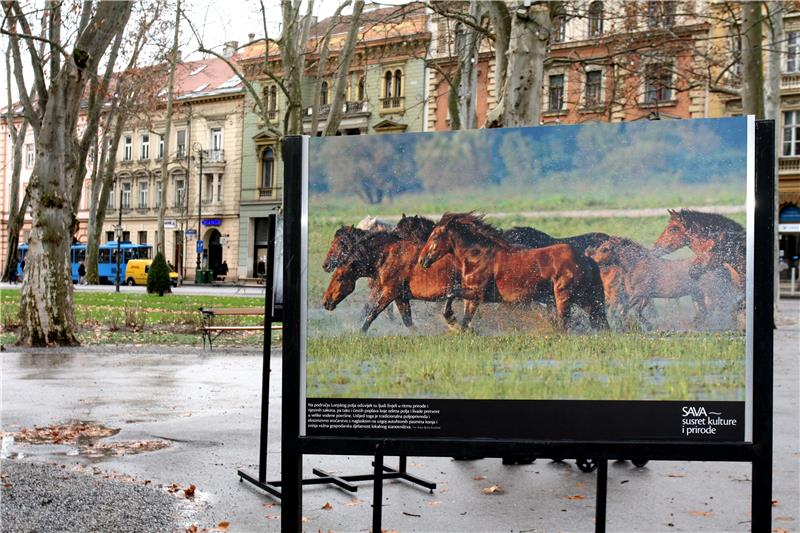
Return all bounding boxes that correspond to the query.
[195,146,204,275]
[115,177,123,293]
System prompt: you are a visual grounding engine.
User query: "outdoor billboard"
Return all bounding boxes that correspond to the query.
[301,117,753,442]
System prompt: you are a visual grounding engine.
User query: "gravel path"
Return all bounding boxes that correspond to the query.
[1,460,181,533]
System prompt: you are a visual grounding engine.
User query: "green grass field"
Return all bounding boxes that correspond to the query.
[307,332,745,400]
[0,289,270,347]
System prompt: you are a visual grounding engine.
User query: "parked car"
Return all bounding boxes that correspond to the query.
[125,259,180,287]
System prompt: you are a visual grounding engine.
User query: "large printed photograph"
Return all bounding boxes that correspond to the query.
[305,118,750,405]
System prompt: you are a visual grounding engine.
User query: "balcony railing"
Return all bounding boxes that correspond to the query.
[779,156,800,173]
[381,96,404,110]
[259,187,275,198]
[782,73,800,90]
[203,149,224,162]
[303,100,368,119]
[174,148,187,160]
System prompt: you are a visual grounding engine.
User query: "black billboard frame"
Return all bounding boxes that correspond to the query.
[279,120,775,533]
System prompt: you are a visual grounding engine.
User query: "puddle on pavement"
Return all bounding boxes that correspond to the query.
[0,420,171,461]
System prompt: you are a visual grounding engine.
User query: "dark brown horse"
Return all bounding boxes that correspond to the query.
[419,213,609,331]
[652,209,746,292]
[322,225,369,273]
[322,229,461,332]
[586,236,710,327]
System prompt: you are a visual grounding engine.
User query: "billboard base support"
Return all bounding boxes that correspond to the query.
[238,455,437,501]
[595,460,608,533]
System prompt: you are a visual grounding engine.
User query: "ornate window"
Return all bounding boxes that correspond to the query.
[121,182,132,209]
[646,1,676,29]
[260,147,275,196]
[381,68,404,110]
[644,63,673,103]
[585,70,602,107]
[357,76,365,101]
[588,1,603,37]
[123,135,132,161]
[783,111,800,156]
[140,134,150,160]
[138,180,149,208]
[548,74,565,112]
[175,177,185,207]
[788,31,800,73]
[320,81,329,106]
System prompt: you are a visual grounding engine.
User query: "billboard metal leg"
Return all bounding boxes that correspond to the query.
[751,448,773,531]
[595,459,608,533]
[372,453,384,533]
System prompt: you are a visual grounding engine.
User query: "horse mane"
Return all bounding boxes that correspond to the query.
[395,214,436,243]
[671,209,745,238]
[334,225,367,243]
[439,212,513,251]
[348,230,401,270]
[607,236,652,267]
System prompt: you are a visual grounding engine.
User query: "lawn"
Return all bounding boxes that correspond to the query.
[0,289,272,347]
[307,331,745,401]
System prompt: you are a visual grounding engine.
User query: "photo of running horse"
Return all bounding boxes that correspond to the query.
[418,213,609,331]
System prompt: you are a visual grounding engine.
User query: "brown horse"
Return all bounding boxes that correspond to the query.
[322,229,461,333]
[322,225,369,273]
[586,237,711,327]
[652,209,746,292]
[418,213,609,331]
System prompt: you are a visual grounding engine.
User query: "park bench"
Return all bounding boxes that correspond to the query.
[199,307,281,350]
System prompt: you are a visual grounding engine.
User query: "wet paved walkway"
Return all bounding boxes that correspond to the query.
[1,300,798,532]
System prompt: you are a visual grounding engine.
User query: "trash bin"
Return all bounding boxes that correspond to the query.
[195,268,207,284]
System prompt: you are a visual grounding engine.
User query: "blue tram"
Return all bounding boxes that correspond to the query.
[16,241,152,283]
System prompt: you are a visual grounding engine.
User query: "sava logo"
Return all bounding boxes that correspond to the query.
[681,406,722,417]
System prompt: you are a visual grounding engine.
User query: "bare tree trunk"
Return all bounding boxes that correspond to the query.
[765,1,784,319]
[325,0,365,136]
[2,48,29,282]
[455,0,482,130]
[486,1,551,128]
[280,0,304,135]
[6,0,133,346]
[157,0,181,256]
[486,1,510,104]
[741,1,765,118]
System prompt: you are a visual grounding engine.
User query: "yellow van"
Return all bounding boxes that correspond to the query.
[125,259,180,287]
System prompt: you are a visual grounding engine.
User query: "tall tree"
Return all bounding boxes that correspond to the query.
[156,0,181,256]
[3,1,133,346]
[2,47,31,282]
[741,2,765,118]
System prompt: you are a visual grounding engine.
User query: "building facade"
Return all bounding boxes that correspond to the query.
[235,4,430,279]
[101,56,245,281]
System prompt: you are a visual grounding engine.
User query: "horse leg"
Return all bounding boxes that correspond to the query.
[361,292,396,333]
[442,296,459,330]
[395,299,414,328]
[460,300,480,331]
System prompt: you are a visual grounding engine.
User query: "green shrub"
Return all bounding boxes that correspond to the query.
[147,253,172,296]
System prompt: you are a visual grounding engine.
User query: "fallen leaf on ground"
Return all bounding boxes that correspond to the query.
[427,500,443,506]
[772,528,789,533]
[772,499,779,506]
[689,510,713,517]
[183,484,196,498]
[167,483,181,493]
[215,522,230,531]
[322,502,333,510]
[263,503,275,509]
[302,516,309,523]
[345,499,365,507]
[265,515,280,520]
[472,475,486,481]
[575,482,586,489]
[565,495,586,500]
[481,484,503,494]
[667,473,686,478]
[775,516,794,522]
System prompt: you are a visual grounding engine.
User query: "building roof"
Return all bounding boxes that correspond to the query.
[239,2,428,62]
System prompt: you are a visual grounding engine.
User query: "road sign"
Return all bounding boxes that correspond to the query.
[196,239,204,254]
[185,229,197,237]
[164,219,177,229]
